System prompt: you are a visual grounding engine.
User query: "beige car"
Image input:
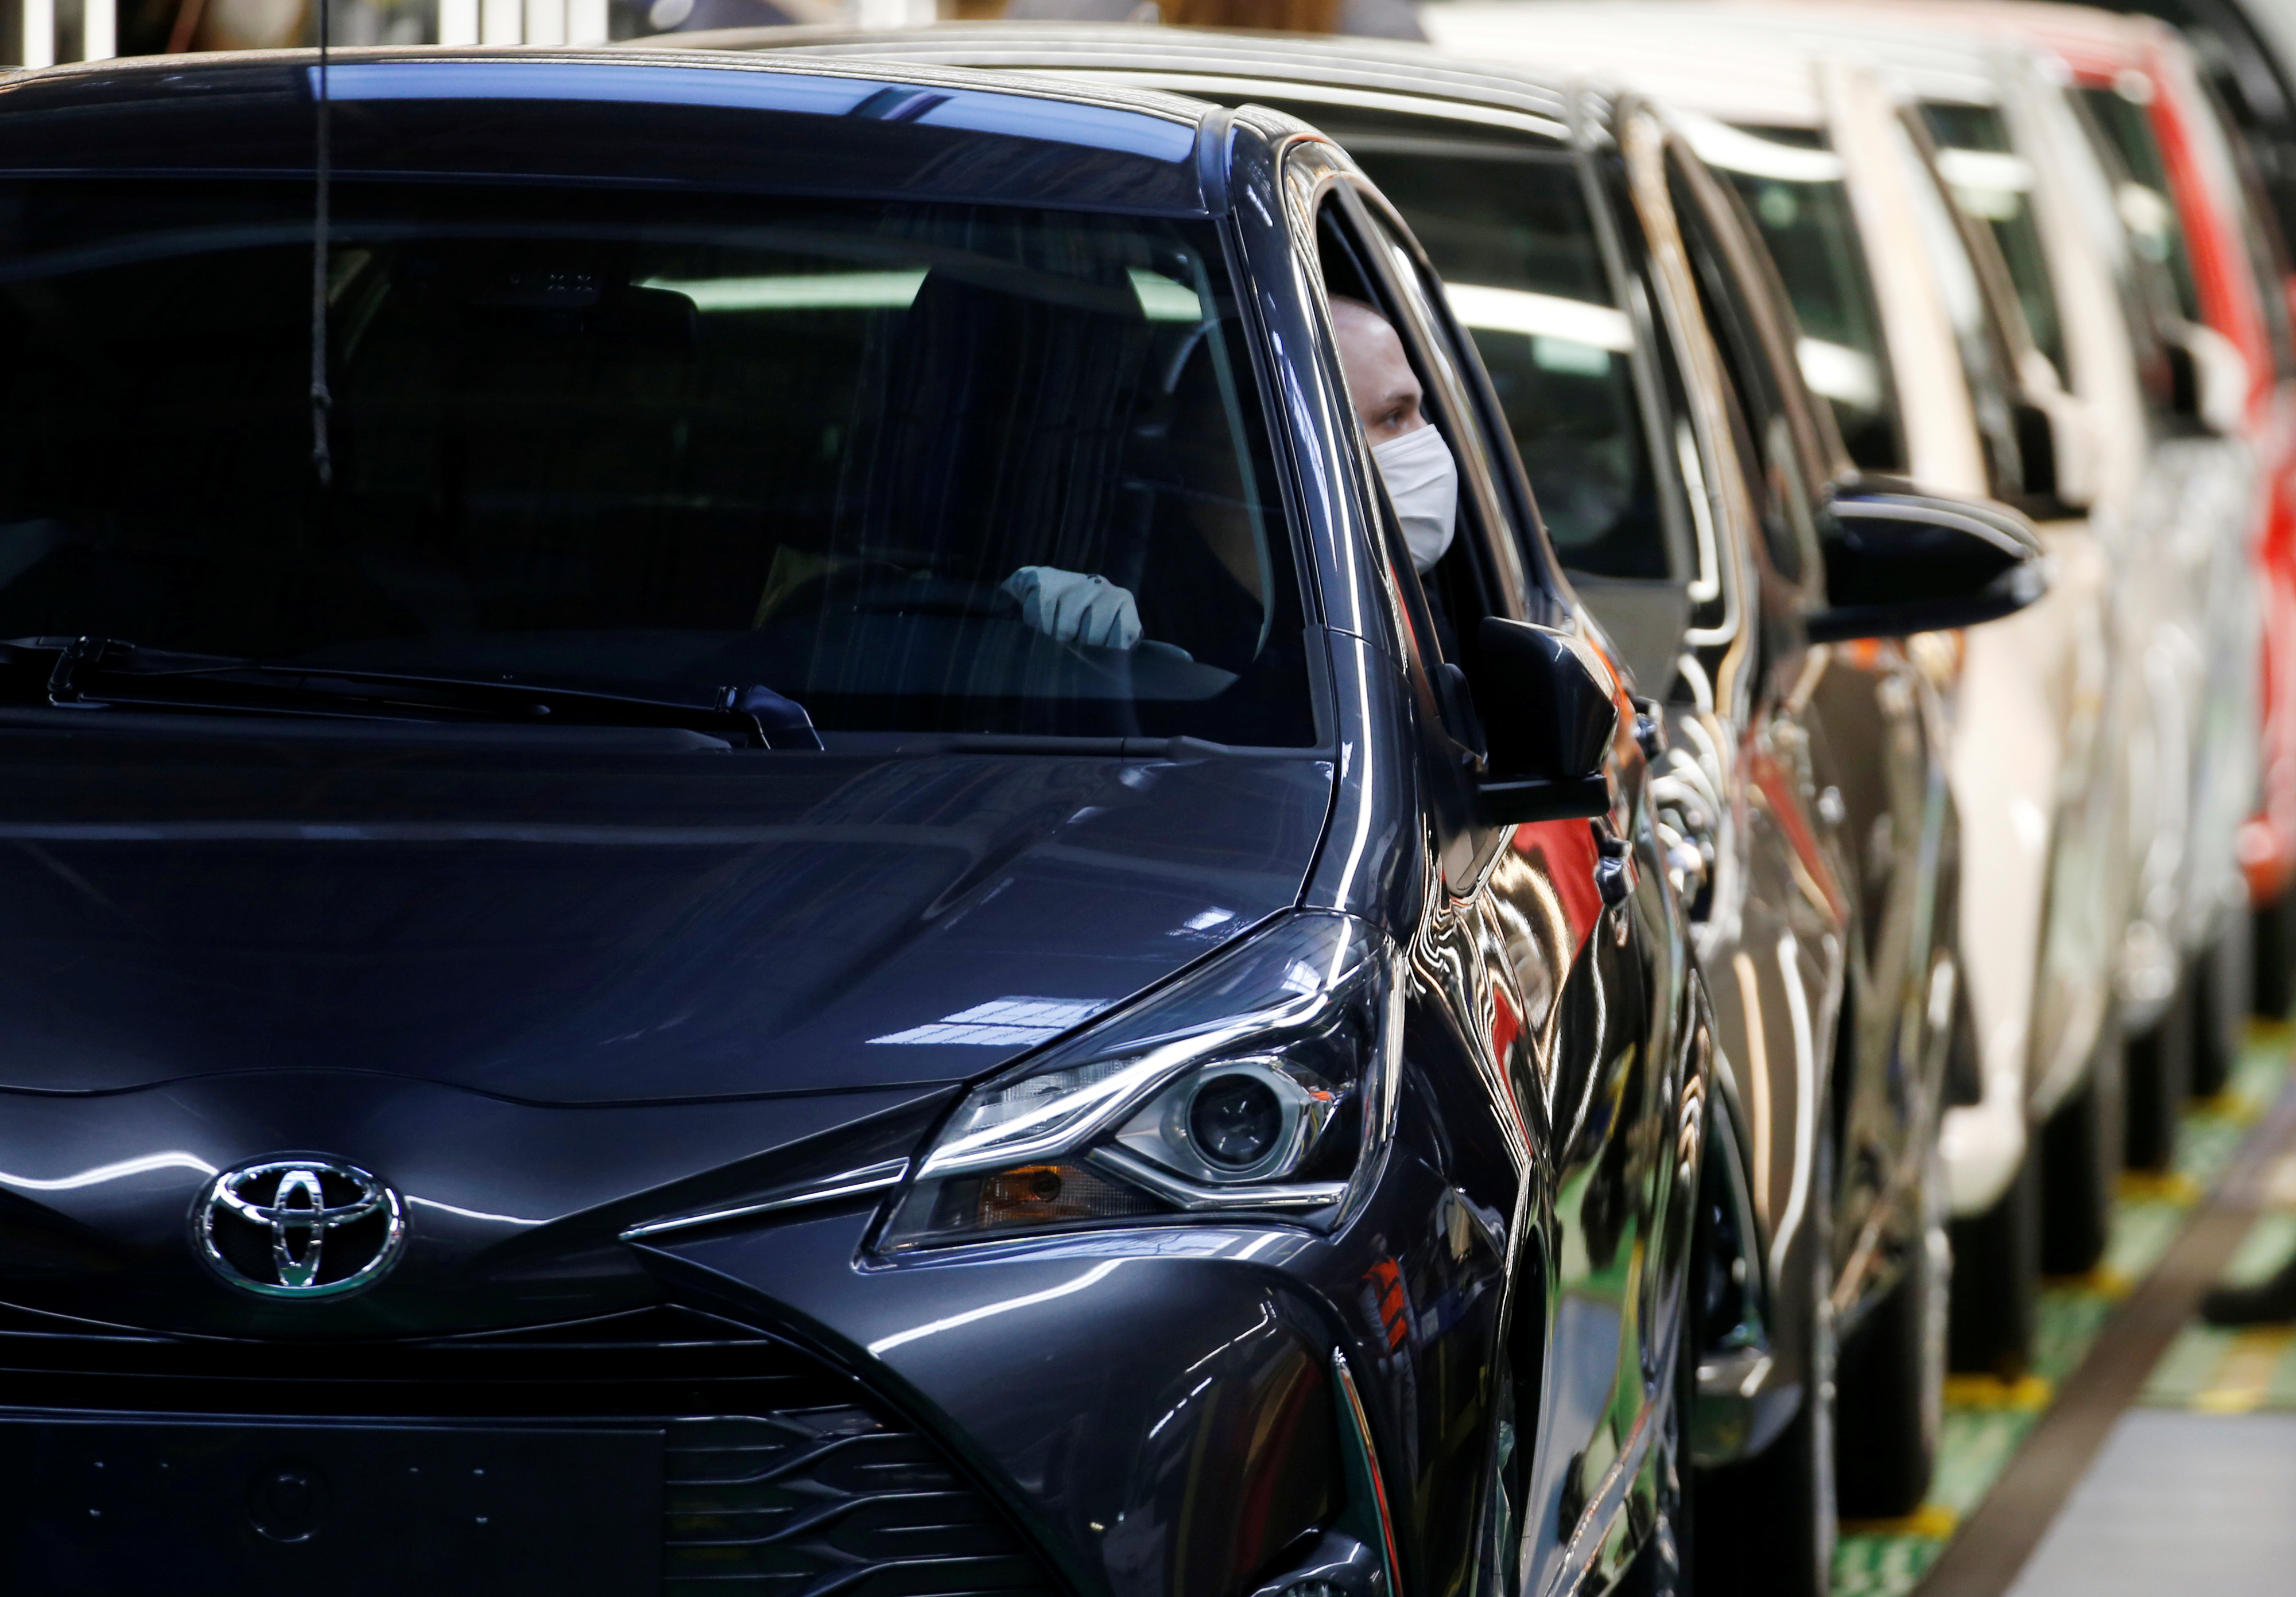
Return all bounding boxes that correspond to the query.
[1631,0,2252,1366]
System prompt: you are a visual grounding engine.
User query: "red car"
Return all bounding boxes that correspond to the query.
[1930,2,2296,1121]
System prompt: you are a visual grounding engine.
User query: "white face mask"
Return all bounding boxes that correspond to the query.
[1372,423,1458,574]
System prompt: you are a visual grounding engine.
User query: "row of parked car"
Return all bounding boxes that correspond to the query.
[633,4,2291,1592]
[0,0,2287,1593]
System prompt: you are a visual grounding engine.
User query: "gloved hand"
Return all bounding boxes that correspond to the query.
[1001,566,1142,651]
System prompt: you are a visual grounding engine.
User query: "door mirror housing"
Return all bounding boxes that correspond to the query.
[1806,490,2047,643]
[2163,320,2250,436]
[2004,350,2093,520]
[1473,617,1619,824]
[2004,390,2092,522]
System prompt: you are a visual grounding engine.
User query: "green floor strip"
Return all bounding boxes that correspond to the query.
[2140,1161,2296,1413]
[1828,1028,2294,1597]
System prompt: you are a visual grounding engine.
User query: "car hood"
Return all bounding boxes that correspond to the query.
[0,729,1334,1105]
[0,728,1333,1336]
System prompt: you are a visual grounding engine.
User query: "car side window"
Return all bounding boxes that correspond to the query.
[1667,150,1825,593]
[1338,135,1681,588]
[1312,188,1543,666]
[2066,82,2203,418]
[1890,108,2044,506]
[1924,100,2070,380]
[1310,196,1464,679]
[2080,77,2205,327]
[1349,191,1546,621]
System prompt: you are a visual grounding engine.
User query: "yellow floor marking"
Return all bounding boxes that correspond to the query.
[2117,1169,2204,1206]
[2190,1090,2264,1126]
[2192,1327,2296,1415]
[2041,1264,2134,1298]
[1943,1373,2055,1411]
[1840,1503,1960,1540]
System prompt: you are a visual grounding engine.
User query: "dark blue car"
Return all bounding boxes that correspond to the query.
[0,48,2031,1597]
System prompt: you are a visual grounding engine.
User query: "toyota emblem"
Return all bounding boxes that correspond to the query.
[195,1159,406,1299]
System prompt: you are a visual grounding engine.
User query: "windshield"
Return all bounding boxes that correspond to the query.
[1705,125,1906,475]
[1343,145,1669,582]
[0,179,1314,747]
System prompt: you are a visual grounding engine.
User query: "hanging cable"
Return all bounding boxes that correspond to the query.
[309,0,332,487]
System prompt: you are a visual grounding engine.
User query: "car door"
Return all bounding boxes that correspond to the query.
[1301,80,1841,1542]
[1285,142,1698,1597]
[1617,99,1865,1466]
[1675,115,1951,1327]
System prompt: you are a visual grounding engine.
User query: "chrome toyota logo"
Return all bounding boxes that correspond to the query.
[195,1159,406,1299]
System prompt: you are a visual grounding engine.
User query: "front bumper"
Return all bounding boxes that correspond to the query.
[645,1191,1461,1597]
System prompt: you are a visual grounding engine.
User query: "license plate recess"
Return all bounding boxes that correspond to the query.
[0,1415,662,1596]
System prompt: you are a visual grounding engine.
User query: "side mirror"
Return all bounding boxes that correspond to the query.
[1805,491,2047,643]
[2162,320,2250,436]
[1473,617,1619,824]
[2005,377,2094,521]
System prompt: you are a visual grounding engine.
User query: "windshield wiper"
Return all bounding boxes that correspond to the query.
[4,636,823,750]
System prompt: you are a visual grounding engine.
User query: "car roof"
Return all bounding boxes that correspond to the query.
[1689,1,2019,108]
[0,46,1225,213]
[1423,2,1837,126]
[1895,0,2167,74]
[654,22,1587,144]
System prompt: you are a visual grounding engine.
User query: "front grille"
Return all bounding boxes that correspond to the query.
[0,1302,1059,1597]
[667,1408,1049,1597]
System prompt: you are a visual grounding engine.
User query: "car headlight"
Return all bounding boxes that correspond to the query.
[881,912,1402,1252]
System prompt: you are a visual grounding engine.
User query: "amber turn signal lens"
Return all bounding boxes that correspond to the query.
[976,1162,1143,1227]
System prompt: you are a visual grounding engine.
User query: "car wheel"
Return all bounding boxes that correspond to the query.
[1948,1142,2039,1377]
[2039,1024,2122,1276]
[1693,1128,1836,1597]
[1616,1272,1694,1597]
[2123,970,2193,1171]
[2252,885,2296,1022]
[2189,925,2247,1101]
[1835,1155,1946,1518]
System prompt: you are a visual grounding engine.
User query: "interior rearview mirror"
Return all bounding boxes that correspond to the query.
[1806,490,2047,644]
[1473,617,1619,824]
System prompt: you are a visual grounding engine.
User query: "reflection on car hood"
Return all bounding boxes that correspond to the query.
[0,732,1335,1104]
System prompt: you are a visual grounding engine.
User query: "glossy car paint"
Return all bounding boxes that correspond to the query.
[1675,0,2167,1229]
[0,49,1704,1597]
[1425,1,2185,1242]
[1429,0,2039,1320]
[695,21,1966,1497]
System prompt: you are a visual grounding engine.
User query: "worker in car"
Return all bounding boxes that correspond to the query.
[1005,294,1456,652]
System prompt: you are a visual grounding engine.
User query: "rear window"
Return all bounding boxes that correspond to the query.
[0,178,1315,747]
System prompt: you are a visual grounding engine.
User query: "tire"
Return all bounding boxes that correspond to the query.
[1834,1156,1946,1518]
[1948,1143,2040,1378]
[2123,970,2193,1171]
[2253,886,2296,1022]
[1693,1131,1836,1597]
[2190,927,2248,1101]
[1617,1263,1695,1597]
[2039,1025,2122,1277]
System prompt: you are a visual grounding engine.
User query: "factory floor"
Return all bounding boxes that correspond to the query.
[1832,1031,2296,1597]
